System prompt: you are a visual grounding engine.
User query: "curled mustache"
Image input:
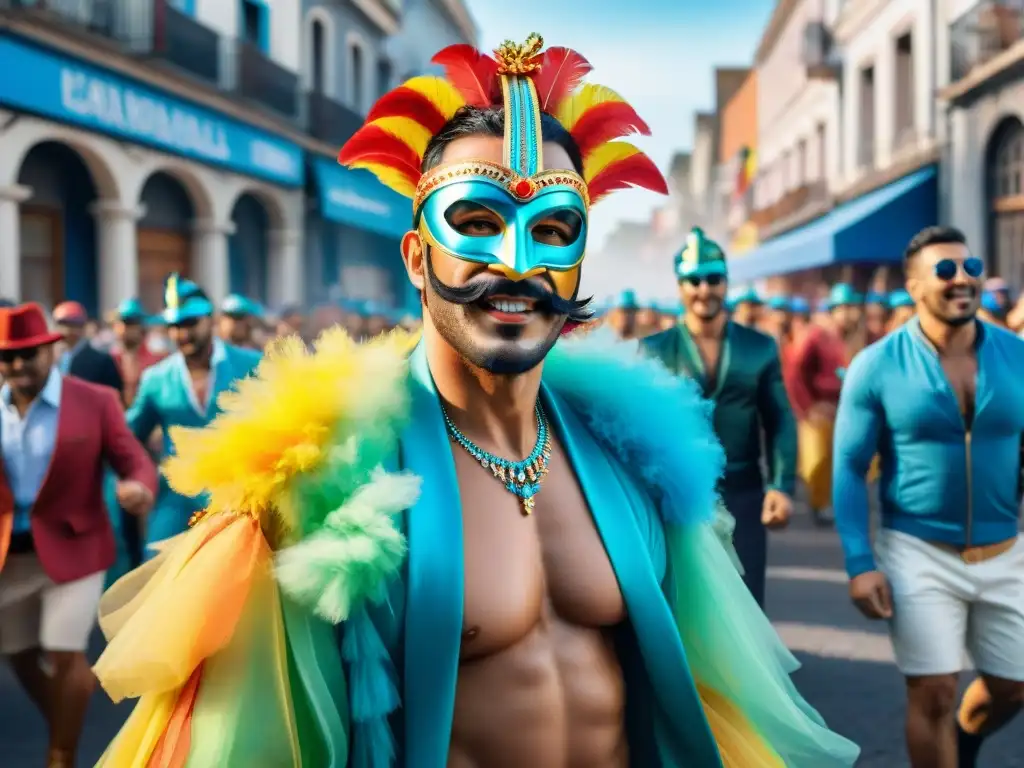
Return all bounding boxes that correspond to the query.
[426,255,594,324]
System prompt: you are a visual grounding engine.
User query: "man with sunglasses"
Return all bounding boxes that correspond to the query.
[125,275,261,553]
[0,302,156,768]
[643,227,797,607]
[834,225,1024,768]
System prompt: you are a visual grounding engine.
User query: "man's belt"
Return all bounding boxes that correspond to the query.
[932,536,1018,564]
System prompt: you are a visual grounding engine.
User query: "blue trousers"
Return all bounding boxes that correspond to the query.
[722,486,767,608]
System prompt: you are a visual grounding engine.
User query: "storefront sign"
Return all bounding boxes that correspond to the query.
[313,158,412,240]
[0,34,303,186]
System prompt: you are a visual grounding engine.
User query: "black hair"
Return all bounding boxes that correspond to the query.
[904,225,968,262]
[421,105,584,175]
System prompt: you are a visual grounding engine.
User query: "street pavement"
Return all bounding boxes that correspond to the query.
[2,511,1023,766]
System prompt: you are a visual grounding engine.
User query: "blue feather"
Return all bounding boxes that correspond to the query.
[343,606,400,767]
[544,329,725,527]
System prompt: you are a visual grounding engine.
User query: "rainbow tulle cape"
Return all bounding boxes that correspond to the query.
[93,328,859,767]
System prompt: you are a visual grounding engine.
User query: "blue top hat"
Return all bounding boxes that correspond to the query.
[675,227,728,280]
[220,293,262,318]
[614,290,639,311]
[826,283,863,309]
[767,295,791,312]
[789,296,811,315]
[162,273,213,325]
[887,289,914,309]
[116,297,148,323]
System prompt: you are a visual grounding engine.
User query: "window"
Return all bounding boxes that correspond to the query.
[815,122,826,180]
[241,0,266,52]
[796,138,808,186]
[377,58,393,98]
[311,20,325,93]
[349,42,365,112]
[858,65,876,169]
[780,150,792,193]
[994,123,1023,197]
[894,33,914,149]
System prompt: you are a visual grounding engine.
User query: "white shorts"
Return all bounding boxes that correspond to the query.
[876,528,1024,680]
[0,553,105,655]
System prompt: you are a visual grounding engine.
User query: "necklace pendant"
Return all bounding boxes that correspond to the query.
[521,496,535,515]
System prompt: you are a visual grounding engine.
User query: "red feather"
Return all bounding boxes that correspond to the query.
[571,102,651,157]
[530,47,592,112]
[366,87,449,135]
[338,125,423,179]
[588,153,668,203]
[431,44,499,106]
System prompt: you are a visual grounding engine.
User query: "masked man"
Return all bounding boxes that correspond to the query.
[643,229,797,607]
[124,276,261,551]
[93,36,857,767]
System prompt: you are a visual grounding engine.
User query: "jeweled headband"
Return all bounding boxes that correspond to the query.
[337,33,667,211]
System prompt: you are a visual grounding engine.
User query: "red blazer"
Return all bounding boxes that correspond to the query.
[783,325,847,419]
[0,377,158,582]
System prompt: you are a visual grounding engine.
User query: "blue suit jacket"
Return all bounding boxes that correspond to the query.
[126,341,261,546]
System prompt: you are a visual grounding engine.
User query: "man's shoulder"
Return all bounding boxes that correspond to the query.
[63,374,118,407]
[224,343,262,371]
[640,325,677,355]
[730,322,778,353]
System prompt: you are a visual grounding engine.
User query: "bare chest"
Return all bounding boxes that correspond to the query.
[940,355,977,419]
[692,337,722,382]
[451,437,625,660]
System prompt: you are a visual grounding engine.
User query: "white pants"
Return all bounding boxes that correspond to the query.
[0,553,105,655]
[876,528,1024,680]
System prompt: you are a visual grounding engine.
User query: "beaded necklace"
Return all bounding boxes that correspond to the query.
[440,402,552,515]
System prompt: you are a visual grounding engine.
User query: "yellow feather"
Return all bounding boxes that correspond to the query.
[555,83,626,132]
[163,328,416,539]
[583,141,641,183]
[370,116,434,158]
[402,75,466,120]
[351,161,418,199]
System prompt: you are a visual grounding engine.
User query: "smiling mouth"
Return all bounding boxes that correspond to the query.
[478,295,538,322]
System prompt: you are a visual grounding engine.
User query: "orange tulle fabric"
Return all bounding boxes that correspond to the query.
[147,667,202,768]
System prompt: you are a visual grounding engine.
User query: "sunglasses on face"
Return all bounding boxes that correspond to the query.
[934,257,984,281]
[0,347,40,364]
[685,274,725,288]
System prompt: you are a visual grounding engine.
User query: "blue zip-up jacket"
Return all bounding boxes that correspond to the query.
[833,318,1024,578]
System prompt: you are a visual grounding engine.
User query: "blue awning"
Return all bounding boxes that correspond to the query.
[727,165,938,283]
[313,157,412,239]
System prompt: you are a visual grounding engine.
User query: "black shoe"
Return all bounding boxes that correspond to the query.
[811,507,835,527]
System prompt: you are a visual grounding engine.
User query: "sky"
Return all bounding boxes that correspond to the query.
[461,0,774,250]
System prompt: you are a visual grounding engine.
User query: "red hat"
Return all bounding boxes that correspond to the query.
[52,300,88,325]
[0,303,64,351]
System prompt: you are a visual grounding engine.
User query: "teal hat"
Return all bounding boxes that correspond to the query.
[865,291,886,306]
[733,286,762,306]
[887,289,914,309]
[675,227,728,280]
[790,296,811,315]
[826,283,862,309]
[614,289,638,311]
[767,295,791,312]
[220,293,262,318]
[162,273,213,325]
[116,297,148,323]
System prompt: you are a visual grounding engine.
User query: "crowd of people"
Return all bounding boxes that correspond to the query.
[0,28,1021,768]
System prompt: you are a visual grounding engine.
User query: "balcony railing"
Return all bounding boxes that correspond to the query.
[950,0,1024,82]
[750,180,829,231]
[307,91,365,146]
[1,0,302,120]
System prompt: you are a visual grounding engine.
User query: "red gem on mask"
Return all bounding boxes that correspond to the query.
[514,180,534,198]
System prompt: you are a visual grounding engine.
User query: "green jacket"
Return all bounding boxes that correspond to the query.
[642,321,797,495]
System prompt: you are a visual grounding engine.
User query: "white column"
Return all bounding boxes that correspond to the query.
[269,228,303,307]
[192,218,234,304]
[90,200,145,313]
[0,184,32,301]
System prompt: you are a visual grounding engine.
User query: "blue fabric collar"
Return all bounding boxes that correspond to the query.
[1,367,61,409]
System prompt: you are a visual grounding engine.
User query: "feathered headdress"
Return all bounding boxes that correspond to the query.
[338,33,668,206]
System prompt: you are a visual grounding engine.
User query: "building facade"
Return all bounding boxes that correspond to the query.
[942,0,1024,286]
[386,0,477,80]
[299,0,411,310]
[0,0,310,315]
[717,69,760,263]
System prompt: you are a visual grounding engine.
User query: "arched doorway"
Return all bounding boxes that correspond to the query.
[137,172,195,312]
[987,117,1024,286]
[16,142,99,313]
[228,193,270,302]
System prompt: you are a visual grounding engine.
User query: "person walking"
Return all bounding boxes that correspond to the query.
[51,301,123,398]
[833,226,1024,768]
[0,302,156,768]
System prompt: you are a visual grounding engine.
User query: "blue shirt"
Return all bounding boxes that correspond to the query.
[171,338,227,416]
[1,368,62,533]
[833,318,1024,577]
